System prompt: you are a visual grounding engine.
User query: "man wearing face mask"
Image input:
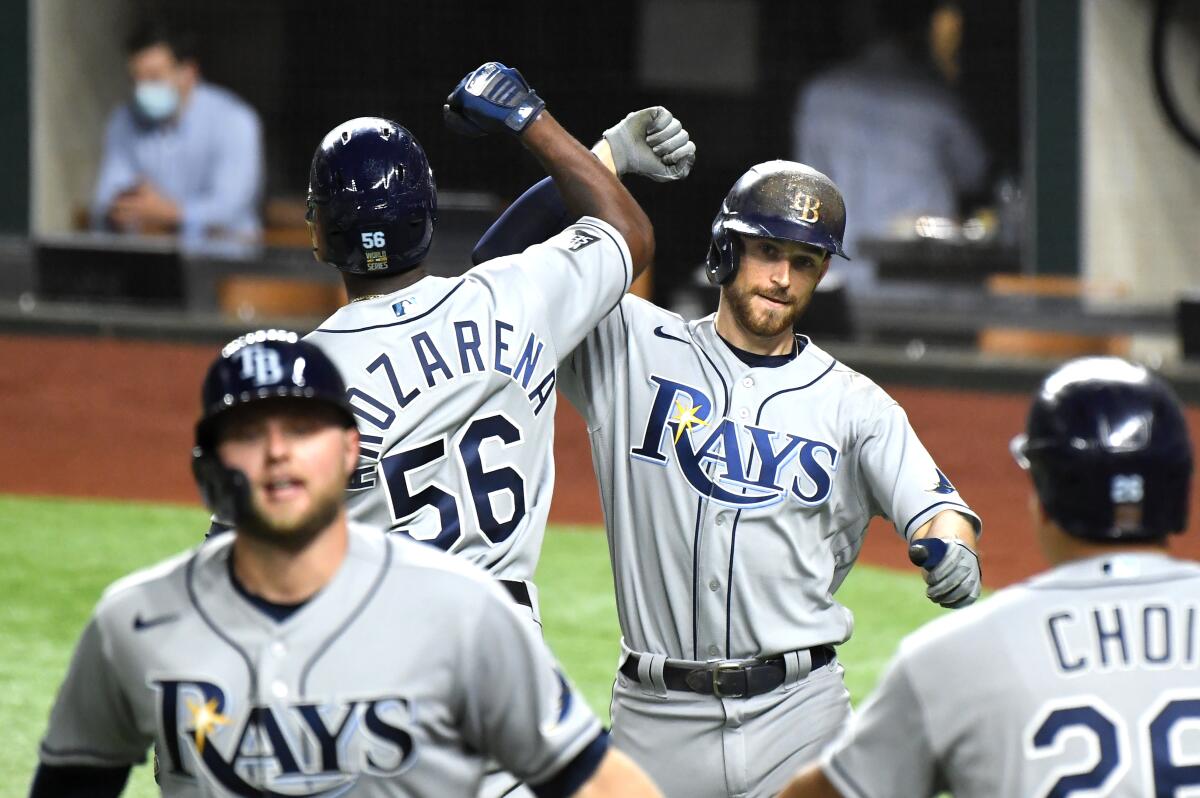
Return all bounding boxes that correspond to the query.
[90,20,264,250]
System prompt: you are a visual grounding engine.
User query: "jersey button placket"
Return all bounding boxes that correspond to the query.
[259,642,289,704]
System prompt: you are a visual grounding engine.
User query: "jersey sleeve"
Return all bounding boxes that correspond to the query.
[459,589,604,790]
[475,215,632,361]
[39,616,149,768]
[857,402,981,540]
[821,654,943,798]
[556,298,630,429]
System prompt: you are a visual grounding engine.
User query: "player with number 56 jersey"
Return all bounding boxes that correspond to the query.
[301,100,636,626]
[302,64,693,631]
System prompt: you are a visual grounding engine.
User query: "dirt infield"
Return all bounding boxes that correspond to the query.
[5,333,1198,588]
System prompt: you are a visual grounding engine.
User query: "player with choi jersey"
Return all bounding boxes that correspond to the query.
[782,357,1197,798]
[32,330,662,798]
[472,159,983,797]
[302,63,692,624]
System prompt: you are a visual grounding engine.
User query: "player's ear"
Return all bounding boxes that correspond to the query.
[1027,491,1045,524]
[1030,492,1061,552]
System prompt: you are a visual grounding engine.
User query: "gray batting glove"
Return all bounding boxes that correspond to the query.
[922,540,982,609]
[602,106,696,182]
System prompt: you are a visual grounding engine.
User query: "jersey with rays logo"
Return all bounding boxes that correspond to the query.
[558,294,980,662]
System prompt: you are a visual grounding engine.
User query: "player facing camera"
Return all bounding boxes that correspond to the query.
[192,329,359,550]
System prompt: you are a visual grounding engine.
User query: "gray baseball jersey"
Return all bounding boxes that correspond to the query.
[822,552,1200,797]
[305,217,630,582]
[558,296,979,661]
[38,524,605,796]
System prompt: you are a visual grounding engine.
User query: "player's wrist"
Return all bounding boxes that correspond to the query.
[591,139,619,175]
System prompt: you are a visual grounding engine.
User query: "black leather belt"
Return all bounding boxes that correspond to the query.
[500,579,533,610]
[620,646,834,699]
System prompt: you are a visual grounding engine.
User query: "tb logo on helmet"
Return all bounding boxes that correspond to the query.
[234,344,285,388]
[790,192,822,224]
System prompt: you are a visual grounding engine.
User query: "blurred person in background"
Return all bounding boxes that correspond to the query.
[793,0,987,291]
[90,19,264,252]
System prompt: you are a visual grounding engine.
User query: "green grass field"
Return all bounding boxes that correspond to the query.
[2,494,952,797]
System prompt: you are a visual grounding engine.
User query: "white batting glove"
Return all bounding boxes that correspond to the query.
[914,538,982,609]
[602,106,696,182]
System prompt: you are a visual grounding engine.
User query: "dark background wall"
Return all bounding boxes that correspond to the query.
[83,0,1023,302]
[0,0,28,234]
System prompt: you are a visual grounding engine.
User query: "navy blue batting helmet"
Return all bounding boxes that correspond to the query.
[192,330,356,524]
[705,160,849,286]
[307,117,437,276]
[1011,357,1192,542]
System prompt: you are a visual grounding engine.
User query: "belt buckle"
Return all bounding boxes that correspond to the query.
[710,662,746,699]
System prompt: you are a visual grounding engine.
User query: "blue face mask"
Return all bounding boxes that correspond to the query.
[134,80,180,122]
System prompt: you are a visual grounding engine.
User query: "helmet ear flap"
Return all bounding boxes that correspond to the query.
[705,225,738,285]
[191,446,251,527]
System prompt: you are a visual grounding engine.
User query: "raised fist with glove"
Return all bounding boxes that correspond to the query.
[908,536,982,609]
[601,106,696,182]
[444,62,545,137]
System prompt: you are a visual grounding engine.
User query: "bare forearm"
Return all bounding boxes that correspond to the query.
[520,112,654,276]
[779,764,844,798]
[572,748,662,798]
[912,509,978,550]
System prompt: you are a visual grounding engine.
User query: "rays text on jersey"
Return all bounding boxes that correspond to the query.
[154,678,416,795]
[630,375,839,508]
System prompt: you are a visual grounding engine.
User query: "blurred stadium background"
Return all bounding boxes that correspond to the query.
[2,0,1200,793]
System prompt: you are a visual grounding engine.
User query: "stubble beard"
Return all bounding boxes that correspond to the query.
[237,485,344,554]
[726,281,806,339]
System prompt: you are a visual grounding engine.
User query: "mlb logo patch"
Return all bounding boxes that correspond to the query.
[567,229,600,252]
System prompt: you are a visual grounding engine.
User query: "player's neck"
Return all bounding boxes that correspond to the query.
[714,301,796,356]
[342,267,428,303]
[1040,520,1169,566]
[231,514,350,604]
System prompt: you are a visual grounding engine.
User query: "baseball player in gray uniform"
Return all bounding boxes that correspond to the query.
[300,62,692,629]
[472,160,983,797]
[782,356,1196,798]
[299,62,691,798]
[32,330,662,798]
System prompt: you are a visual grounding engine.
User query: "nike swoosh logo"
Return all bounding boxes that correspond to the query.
[653,325,689,344]
[133,612,180,632]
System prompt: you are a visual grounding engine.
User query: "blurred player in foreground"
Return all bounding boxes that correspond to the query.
[31,330,661,798]
[782,356,1195,798]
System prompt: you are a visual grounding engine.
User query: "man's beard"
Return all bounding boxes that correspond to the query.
[725,281,806,338]
[237,489,343,554]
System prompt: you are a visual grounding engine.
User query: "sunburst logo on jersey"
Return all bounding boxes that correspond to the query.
[186,696,230,754]
[632,375,840,510]
[670,398,709,443]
